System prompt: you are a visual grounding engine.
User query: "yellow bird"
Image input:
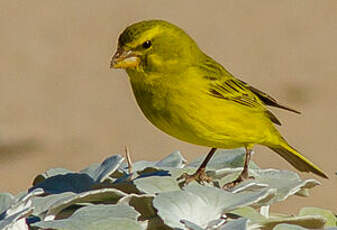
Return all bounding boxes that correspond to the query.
[110,19,327,188]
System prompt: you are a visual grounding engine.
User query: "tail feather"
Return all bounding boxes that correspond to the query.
[269,145,328,179]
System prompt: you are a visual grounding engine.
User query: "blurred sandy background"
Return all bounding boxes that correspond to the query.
[0,0,336,213]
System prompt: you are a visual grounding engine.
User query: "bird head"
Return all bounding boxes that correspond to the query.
[110,20,202,74]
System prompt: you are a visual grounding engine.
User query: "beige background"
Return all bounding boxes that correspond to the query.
[0,0,336,213]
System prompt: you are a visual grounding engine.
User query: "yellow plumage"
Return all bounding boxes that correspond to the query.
[111,19,328,181]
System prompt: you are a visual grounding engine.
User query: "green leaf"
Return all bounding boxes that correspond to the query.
[299,207,337,227]
[156,151,186,168]
[262,215,326,229]
[117,194,174,230]
[0,189,43,230]
[81,155,124,183]
[133,168,184,194]
[180,219,205,230]
[153,184,274,229]
[118,151,186,176]
[30,173,95,194]
[32,204,147,230]
[33,168,74,186]
[230,207,267,223]
[230,207,328,230]
[0,208,31,230]
[272,223,337,230]
[117,194,156,219]
[32,188,127,220]
[180,218,228,230]
[220,218,249,230]
[31,192,75,218]
[273,223,309,230]
[32,155,124,193]
[217,169,319,206]
[0,193,14,215]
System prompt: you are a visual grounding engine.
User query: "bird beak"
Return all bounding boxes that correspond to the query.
[110,47,140,69]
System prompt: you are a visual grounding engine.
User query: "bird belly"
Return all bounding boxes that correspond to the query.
[130,78,270,149]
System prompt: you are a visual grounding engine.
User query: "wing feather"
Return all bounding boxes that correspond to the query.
[238,80,301,114]
[208,79,282,126]
[200,56,297,125]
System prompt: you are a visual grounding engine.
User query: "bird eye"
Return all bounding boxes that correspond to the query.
[142,40,152,49]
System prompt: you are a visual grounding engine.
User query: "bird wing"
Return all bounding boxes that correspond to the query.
[209,78,261,108]
[201,57,262,108]
[200,59,257,107]
[208,77,282,126]
[199,56,301,125]
[199,57,282,125]
[237,80,301,114]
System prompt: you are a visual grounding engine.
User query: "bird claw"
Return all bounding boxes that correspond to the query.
[222,175,255,190]
[177,169,213,188]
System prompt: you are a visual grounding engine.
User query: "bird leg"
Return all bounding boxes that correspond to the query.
[223,146,255,190]
[177,148,216,187]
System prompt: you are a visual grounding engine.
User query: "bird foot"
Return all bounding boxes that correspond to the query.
[177,169,212,188]
[222,175,255,190]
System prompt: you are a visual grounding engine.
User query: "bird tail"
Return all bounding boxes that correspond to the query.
[269,143,328,179]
